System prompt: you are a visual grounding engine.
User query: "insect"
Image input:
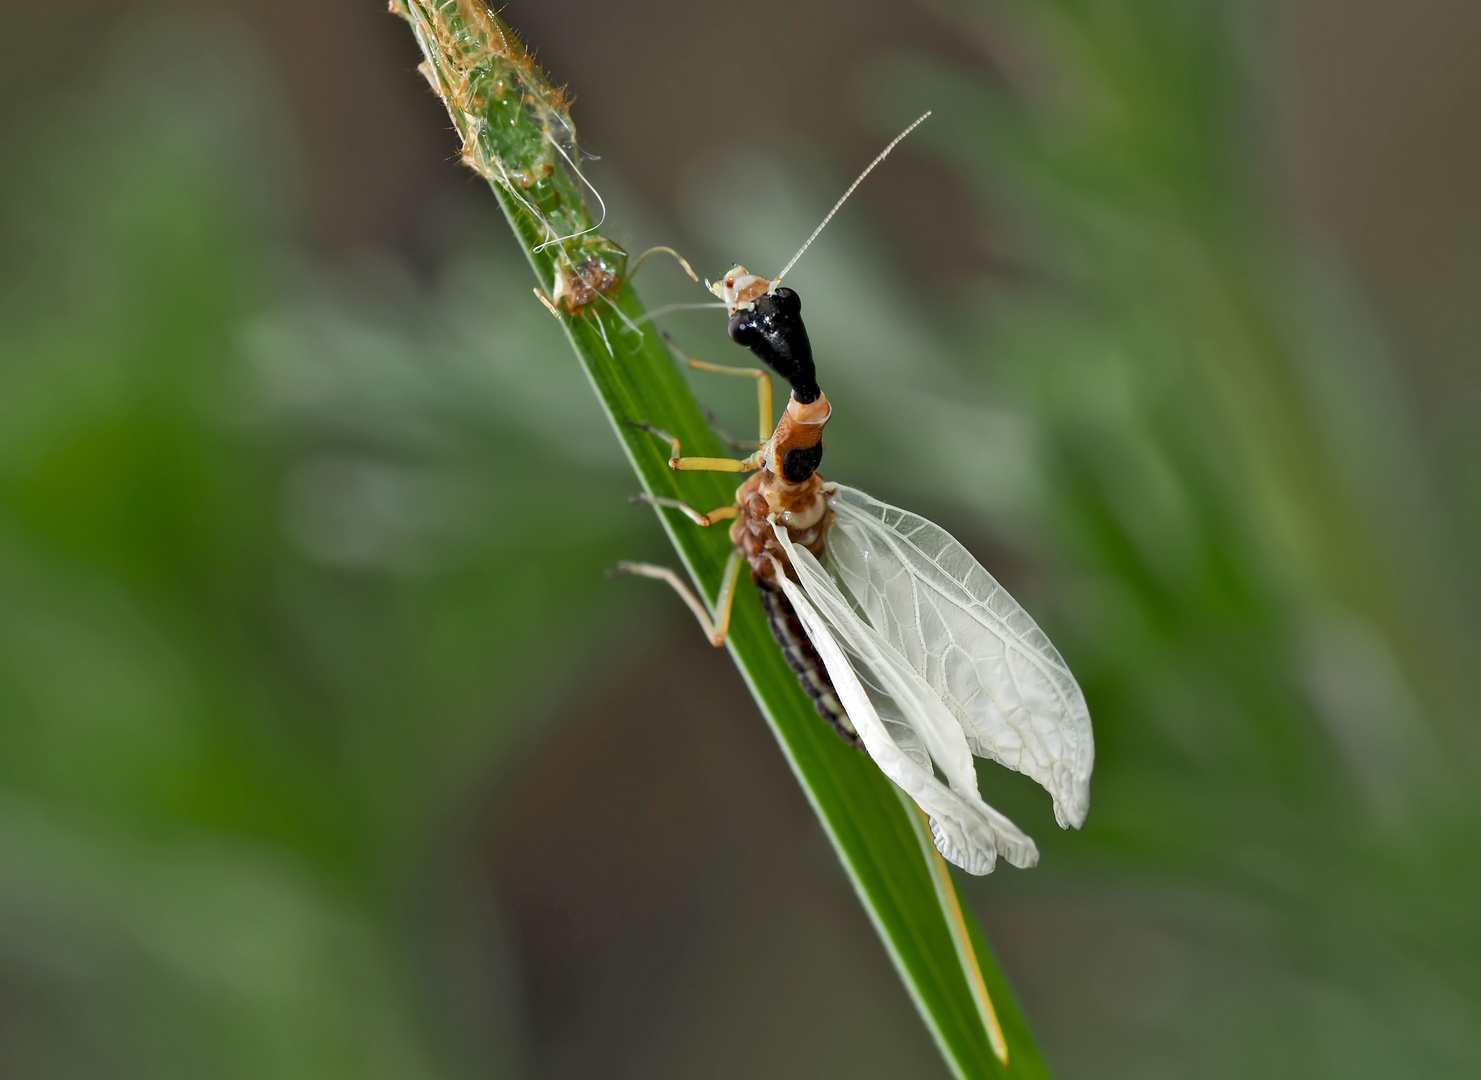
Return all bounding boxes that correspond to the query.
[619,115,1093,875]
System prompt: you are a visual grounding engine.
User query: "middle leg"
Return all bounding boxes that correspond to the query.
[630,493,738,528]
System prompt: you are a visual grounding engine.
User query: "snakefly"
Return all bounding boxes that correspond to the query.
[619,114,1093,875]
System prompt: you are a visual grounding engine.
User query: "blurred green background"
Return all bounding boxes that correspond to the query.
[1,1,1478,1077]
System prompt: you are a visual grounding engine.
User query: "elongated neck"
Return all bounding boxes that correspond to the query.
[765,392,830,484]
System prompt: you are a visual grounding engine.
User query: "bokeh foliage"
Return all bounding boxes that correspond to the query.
[671,2,1481,1074]
[0,22,641,1077]
[735,2,1479,1073]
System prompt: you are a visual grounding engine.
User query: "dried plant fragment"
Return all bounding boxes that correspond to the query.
[392,0,626,313]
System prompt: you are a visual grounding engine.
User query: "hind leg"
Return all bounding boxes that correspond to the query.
[615,550,744,648]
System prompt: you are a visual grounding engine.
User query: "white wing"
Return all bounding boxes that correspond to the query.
[770,527,1038,874]
[825,485,1093,829]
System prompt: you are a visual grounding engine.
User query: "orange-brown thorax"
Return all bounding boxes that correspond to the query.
[731,393,833,584]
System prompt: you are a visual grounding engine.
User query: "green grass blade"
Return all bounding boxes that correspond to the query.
[391,3,1053,1074]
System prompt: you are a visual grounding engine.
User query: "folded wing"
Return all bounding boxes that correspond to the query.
[825,485,1093,829]
[770,528,1038,874]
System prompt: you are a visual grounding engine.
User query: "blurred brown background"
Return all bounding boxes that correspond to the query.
[12,0,1474,427]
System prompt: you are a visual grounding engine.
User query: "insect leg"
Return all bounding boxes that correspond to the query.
[702,409,765,452]
[709,548,744,646]
[627,246,700,284]
[625,421,762,473]
[630,493,739,527]
[663,332,773,441]
[615,549,744,647]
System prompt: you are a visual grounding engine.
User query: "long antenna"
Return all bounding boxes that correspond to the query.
[632,301,728,326]
[772,110,932,287]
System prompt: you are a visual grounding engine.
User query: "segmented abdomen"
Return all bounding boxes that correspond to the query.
[758,579,860,749]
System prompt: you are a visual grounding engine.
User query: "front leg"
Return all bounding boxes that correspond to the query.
[661,331,773,443]
[627,422,764,473]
